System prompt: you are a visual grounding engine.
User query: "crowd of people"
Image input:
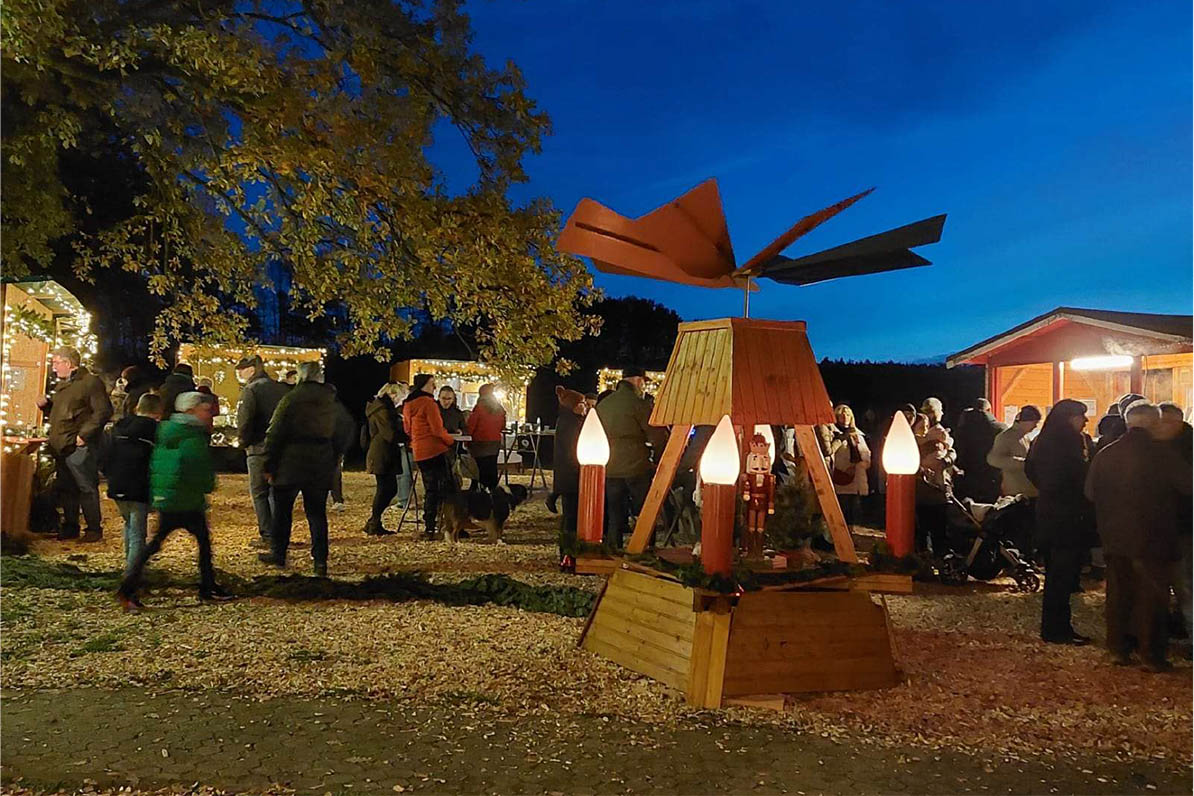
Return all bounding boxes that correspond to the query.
[35,349,1193,667]
[875,392,1192,670]
[35,346,524,610]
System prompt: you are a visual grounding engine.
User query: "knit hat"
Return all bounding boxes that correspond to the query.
[555,385,584,411]
[411,373,434,393]
[235,354,262,370]
[622,366,646,380]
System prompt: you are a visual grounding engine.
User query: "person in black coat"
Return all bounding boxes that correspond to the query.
[438,386,467,434]
[1026,399,1094,645]
[551,387,586,561]
[362,382,407,536]
[954,398,1006,503]
[106,393,163,577]
[158,364,196,421]
[258,362,354,577]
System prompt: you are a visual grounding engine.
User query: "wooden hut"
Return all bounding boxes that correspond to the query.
[947,308,1192,425]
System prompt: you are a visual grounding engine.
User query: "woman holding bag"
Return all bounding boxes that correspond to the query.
[829,404,871,528]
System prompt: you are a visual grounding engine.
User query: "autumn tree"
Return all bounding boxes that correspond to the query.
[1,0,595,373]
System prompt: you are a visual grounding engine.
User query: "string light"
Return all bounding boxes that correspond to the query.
[405,358,530,422]
[597,367,666,393]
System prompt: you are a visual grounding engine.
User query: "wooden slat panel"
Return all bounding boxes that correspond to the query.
[733,589,875,619]
[597,592,696,641]
[703,610,731,708]
[685,328,709,422]
[725,633,891,664]
[583,635,689,691]
[586,611,691,670]
[707,328,733,422]
[686,611,717,706]
[612,568,694,607]
[590,609,694,659]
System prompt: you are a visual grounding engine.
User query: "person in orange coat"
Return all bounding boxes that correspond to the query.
[401,373,457,539]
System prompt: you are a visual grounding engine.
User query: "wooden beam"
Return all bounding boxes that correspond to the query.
[1052,361,1063,405]
[626,424,692,554]
[792,425,859,563]
[1130,355,1144,395]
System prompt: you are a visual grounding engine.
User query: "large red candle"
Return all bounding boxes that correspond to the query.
[882,411,920,558]
[699,416,741,577]
[575,410,610,546]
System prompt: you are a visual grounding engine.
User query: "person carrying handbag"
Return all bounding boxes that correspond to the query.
[829,404,871,528]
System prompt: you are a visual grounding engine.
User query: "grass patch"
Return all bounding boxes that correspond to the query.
[287,648,328,662]
[2,555,597,618]
[71,631,125,656]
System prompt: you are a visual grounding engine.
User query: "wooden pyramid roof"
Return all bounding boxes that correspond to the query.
[649,318,835,428]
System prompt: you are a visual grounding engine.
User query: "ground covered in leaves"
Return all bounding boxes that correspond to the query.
[3,472,1191,785]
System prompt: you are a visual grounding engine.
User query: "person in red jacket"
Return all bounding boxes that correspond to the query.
[466,383,507,491]
[402,373,457,539]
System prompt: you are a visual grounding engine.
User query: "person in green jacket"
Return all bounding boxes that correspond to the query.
[594,367,668,549]
[116,392,233,611]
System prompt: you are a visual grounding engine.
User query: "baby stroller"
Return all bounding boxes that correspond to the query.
[936,489,1041,593]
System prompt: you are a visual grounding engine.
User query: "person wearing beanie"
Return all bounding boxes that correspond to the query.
[158,363,196,419]
[988,405,1042,498]
[117,391,232,610]
[466,383,507,491]
[403,373,457,539]
[234,354,292,548]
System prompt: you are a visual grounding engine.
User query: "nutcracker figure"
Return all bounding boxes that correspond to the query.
[740,433,776,558]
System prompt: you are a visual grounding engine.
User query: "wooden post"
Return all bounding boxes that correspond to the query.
[1051,361,1063,406]
[686,602,731,708]
[792,425,859,563]
[1130,355,1144,395]
[626,424,692,554]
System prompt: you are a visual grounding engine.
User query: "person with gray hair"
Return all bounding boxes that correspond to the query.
[35,345,113,541]
[258,361,354,576]
[235,353,291,548]
[1085,401,1192,670]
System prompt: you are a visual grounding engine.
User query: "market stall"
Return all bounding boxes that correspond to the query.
[177,342,324,447]
[391,358,529,423]
[596,367,666,395]
[1,280,98,535]
[947,307,1193,426]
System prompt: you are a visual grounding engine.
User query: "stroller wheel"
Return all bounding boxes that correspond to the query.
[1012,572,1041,591]
[1012,567,1041,593]
[937,555,968,586]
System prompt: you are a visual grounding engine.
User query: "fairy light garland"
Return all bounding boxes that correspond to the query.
[597,367,666,393]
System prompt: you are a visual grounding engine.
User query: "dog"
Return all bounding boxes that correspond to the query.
[439,484,529,544]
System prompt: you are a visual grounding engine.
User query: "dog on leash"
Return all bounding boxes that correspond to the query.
[439,484,529,543]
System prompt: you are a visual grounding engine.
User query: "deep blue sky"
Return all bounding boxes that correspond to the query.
[443,0,1191,362]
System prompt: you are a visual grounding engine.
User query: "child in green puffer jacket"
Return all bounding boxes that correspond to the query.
[116,392,233,611]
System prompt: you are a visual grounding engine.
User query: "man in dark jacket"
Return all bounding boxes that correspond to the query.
[158,363,196,419]
[37,346,113,541]
[106,393,163,575]
[1085,402,1192,671]
[235,354,291,548]
[258,362,354,576]
[594,368,667,549]
[551,386,586,561]
[954,398,1006,503]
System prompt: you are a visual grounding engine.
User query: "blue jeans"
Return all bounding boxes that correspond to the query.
[245,453,274,539]
[56,445,103,532]
[115,500,148,576]
[395,446,415,507]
